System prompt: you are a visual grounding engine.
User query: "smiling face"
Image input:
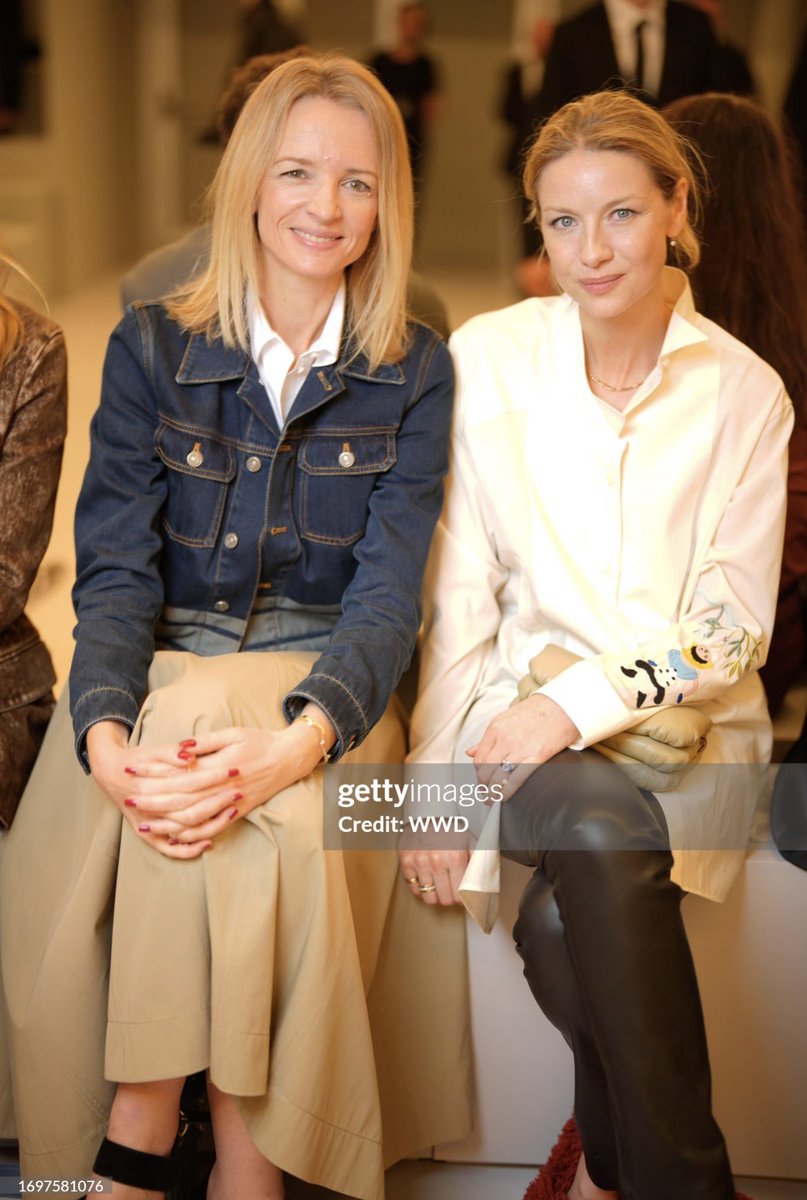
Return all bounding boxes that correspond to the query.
[255,95,379,295]
[538,148,687,328]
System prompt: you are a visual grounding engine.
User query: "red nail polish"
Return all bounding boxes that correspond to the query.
[227,808,239,821]
[228,768,240,778]
[179,739,197,748]
[178,750,192,761]
[124,767,137,776]
[138,824,151,833]
[124,798,137,808]
[231,791,243,802]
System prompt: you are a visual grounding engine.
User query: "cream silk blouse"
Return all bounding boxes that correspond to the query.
[409,269,793,929]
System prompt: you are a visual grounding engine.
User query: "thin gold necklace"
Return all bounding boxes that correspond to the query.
[587,366,647,393]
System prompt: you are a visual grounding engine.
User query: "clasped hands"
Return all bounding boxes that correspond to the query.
[86,713,332,859]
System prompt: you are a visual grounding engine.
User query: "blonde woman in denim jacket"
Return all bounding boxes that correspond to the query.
[0,55,469,1200]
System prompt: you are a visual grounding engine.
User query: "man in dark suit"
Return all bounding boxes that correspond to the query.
[511,0,723,296]
[536,0,721,118]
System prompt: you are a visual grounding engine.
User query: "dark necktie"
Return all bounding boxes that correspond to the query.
[634,20,646,90]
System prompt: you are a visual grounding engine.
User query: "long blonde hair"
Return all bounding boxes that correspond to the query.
[168,53,413,369]
[524,90,702,271]
[0,253,48,370]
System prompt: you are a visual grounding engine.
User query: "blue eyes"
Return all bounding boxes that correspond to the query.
[344,178,372,194]
[549,208,637,229]
[279,170,373,195]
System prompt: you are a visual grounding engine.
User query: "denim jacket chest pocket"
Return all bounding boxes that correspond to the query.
[155,421,237,547]
[296,427,397,545]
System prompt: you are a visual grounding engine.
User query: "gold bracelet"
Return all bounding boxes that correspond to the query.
[296,714,330,763]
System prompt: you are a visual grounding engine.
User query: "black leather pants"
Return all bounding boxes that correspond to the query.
[500,750,735,1200]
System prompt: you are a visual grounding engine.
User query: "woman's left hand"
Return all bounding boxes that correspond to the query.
[398,843,471,906]
[126,718,330,846]
[467,693,580,792]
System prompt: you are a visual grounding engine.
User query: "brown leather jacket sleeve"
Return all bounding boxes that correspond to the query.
[0,302,67,633]
[0,301,67,826]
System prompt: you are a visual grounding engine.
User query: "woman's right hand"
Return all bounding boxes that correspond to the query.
[86,720,216,859]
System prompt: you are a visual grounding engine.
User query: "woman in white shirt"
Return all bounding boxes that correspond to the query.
[406,90,792,1200]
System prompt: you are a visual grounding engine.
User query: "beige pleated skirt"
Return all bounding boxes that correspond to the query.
[0,651,472,1198]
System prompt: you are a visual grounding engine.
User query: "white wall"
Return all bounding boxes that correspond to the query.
[0,0,138,295]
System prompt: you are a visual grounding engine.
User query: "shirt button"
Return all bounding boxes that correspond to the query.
[338,450,355,468]
[213,599,230,613]
[186,443,204,469]
[605,472,616,486]
[246,456,262,473]
[223,532,239,549]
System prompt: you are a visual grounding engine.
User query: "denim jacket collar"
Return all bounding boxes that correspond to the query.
[176,330,407,388]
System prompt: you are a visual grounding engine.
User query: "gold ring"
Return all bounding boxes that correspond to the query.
[418,883,437,894]
[405,876,419,885]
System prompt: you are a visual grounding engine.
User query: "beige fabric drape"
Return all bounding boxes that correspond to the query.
[0,651,472,1198]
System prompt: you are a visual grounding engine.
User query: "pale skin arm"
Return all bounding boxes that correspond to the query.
[402,693,579,905]
[86,702,335,860]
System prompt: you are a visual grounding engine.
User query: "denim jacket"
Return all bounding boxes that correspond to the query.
[70,301,454,767]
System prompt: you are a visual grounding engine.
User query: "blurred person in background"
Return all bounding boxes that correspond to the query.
[536,0,722,117]
[199,0,305,143]
[785,29,807,229]
[500,16,556,297]
[688,0,755,96]
[0,0,24,134]
[664,91,807,719]
[369,2,442,201]
[237,0,303,64]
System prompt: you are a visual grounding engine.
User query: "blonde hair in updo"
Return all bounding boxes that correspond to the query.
[523,90,702,270]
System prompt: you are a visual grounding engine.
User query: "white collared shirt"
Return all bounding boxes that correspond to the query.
[248,282,345,429]
[604,0,666,96]
[409,269,793,919]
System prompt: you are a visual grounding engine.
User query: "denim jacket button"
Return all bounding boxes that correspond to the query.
[338,449,355,468]
[186,443,204,469]
[223,532,239,549]
[245,456,262,473]
[213,599,230,613]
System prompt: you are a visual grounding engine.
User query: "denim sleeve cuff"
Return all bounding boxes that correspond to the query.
[283,672,369,762]
[72,686,140,772]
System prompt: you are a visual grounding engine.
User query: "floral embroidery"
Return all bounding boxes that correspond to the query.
[612,594,760,709]
[696,599,761,679]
